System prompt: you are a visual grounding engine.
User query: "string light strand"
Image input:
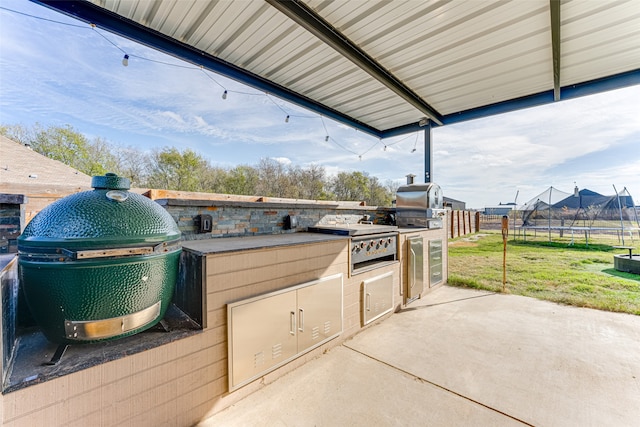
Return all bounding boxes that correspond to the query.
[0,6,88,28]
[91,26,127,54]
[3,5,394,161]
[384,132,418,147]
[411,132,419,153]
[359,139,383,157]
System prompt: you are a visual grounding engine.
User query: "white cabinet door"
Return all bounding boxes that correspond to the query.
[296,274,343,352]
[228,290,297,390]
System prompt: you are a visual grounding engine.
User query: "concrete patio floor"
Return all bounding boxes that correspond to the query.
[200,286,640,426]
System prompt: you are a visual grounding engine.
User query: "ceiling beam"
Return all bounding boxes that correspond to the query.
[265,0,444,126]
[550,0,561,101]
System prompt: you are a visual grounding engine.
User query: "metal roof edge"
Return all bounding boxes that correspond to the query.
[439,69,640,127]
[560,69,640,100]
[380,123,429,139]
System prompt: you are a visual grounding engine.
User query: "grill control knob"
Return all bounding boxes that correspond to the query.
[387,237,393,245]
[359,241,366,250]
[369,240,375,248]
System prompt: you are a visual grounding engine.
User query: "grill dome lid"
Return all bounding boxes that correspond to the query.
[396,182,443,210]
[18,173,180,251]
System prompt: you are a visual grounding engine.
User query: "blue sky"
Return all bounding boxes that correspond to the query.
[1,0,639,208]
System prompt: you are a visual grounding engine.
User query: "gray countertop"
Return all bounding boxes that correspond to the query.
[397,227,440,234]
[181,232,348,255]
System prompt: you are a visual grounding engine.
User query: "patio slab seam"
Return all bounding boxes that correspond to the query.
[341,343,534,426]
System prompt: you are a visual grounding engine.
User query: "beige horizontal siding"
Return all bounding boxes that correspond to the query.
[206,253,348,292]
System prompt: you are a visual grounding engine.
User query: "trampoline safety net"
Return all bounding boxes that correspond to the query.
[520,186,640,232]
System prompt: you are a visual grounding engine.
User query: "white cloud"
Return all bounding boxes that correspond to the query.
[271,157,292,165]
[158,111,185,125]
[429,87,640,207]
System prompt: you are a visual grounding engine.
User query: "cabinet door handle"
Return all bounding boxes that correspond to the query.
[290,311,296,336]
[410,248,416,289]
[298,308,304,333]
[366,293,371,311]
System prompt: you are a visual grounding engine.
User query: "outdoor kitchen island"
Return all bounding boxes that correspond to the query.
[0,222,447,426]
[180,231,393,395]
[179,223,447,400]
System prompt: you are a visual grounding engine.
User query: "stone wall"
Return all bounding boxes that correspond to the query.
[156,198,396,240]
[0,194,26,254]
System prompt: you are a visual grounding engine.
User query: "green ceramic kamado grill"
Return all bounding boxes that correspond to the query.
[17,173,181,344]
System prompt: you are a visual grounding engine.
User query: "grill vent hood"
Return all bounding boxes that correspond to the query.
[396,181,445,228]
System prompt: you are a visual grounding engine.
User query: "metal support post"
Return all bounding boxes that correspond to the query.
[424,122,432,183]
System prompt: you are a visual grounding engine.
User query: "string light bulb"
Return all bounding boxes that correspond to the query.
[358,155,362,161]
[325,135,329,142]
[122,54,129,67]
[222,90,228,100]
[411,148,417,153]
[285,115,290,123]
[383,145,387,151]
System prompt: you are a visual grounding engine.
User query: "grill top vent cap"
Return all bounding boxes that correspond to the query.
[91,172,130,190]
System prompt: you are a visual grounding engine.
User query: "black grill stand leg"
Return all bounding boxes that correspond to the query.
[157,319,170,332]
[45,344,69,366]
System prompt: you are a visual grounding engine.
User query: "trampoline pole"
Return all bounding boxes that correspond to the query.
[502,216,509,292]
[613,184,625,246]
[512,190,519,241]
[548,187,552,242]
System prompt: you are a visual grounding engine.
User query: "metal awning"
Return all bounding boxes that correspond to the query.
[33,0,640,138]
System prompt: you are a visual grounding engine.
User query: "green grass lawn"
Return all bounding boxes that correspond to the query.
[447,231,640,315]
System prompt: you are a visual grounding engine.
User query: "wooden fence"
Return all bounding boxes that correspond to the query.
[448,210,481,238]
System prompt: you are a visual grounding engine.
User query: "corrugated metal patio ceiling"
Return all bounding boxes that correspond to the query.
[34,0,640,138]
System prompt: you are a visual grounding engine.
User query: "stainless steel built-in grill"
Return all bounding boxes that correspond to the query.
[396,182,446,228]
[307,224,398,273]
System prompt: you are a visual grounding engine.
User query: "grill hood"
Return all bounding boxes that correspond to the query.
[18,174,180,254]
[396,182,446,228]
